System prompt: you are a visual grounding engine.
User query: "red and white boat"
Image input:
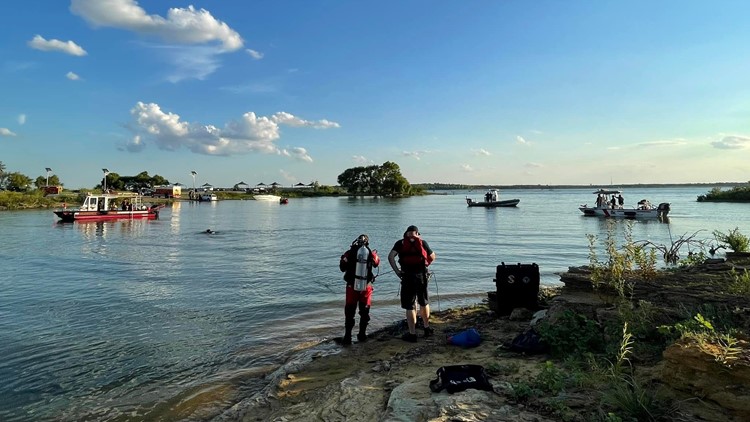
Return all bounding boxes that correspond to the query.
[54,192,163,222]
[579,189,670,220]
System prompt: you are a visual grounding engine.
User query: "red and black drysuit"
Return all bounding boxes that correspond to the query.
[339,243,380,342]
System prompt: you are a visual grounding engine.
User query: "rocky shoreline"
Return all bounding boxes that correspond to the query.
[210,258,750,422]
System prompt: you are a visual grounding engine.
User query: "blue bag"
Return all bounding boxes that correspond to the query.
[447,328,481,348]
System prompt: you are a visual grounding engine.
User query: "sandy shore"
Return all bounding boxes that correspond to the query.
[215,299,560,422]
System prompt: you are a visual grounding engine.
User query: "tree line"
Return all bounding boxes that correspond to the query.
[0,160,417,196]
[0,162,171,192]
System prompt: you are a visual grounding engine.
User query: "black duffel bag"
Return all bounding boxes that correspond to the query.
[429,364,494,394]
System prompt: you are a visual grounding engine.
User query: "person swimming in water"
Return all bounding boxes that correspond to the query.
[205,229,215,234]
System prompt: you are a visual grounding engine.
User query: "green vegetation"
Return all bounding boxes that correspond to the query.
[536,311,604,358]
[712,227,750,252]
[336,161,416,196]
[586,220,658,298]
[697,184,750,202]
[490,222,750,420]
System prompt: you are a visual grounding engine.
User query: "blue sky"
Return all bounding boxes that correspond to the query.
[1,1,749,189]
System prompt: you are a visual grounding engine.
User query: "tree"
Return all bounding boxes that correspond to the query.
[34,174,61,188]
[96,171,170,191]
[337,162,412,196]
[5,172,33,192]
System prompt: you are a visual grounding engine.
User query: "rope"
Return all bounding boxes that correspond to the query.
[429,271,440,312]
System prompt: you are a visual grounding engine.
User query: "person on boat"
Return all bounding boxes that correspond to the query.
[618,194,624,209]
[388,225,436,343]
[484,191,491,202]
[339,234,380,346]
[610,195,617,209]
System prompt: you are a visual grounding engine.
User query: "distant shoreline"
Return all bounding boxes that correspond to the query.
[416,181,749,190]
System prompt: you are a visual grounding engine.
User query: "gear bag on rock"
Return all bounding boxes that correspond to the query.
[429,364,494,394]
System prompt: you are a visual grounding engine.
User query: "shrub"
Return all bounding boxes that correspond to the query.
[713,227,750,252]
[537,311,604,358]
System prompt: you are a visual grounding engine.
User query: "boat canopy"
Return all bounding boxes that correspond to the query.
[592,189,621,195]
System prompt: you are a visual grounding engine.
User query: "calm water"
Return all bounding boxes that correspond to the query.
[1,187,748,421]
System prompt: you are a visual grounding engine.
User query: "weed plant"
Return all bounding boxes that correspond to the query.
[601,323,662,421]
[713,227,750,252]
[727,268,750,296]
[587,220,658,299]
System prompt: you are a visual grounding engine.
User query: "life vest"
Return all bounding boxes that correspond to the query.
[398,237,432,271]
[341,244,378,283]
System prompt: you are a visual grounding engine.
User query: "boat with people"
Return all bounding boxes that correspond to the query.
[465,189,520,207]
[54,192,163,222]
[254,194,282,202]
[579,189,670,220]
[280,197,289,204]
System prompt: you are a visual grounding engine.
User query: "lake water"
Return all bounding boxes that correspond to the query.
[1,186,748,421]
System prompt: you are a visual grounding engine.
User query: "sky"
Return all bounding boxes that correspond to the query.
[1,1,749,189]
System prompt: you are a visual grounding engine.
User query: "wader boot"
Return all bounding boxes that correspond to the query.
[343,304,356,345]
[357,304,370,342]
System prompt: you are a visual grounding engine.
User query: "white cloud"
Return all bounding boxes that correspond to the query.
[525,162,543,168]
[635,140,688,148]
[352,155,371,164]
[70,0,243,51]
[271,112,341,129]
[461,164,474,172]
[516,135,529,145]
[286,147,313,163]
[157,45,221,83]
[246,49,263,59]
[66,71,81,80]
[711,135,750,150]
[402,150,426,160]
[125,102,337,160]
[123,135,146,152]
[18,114,26,125]
[0,128,18,137]
[473,148,491,156]
[28,35,87,56]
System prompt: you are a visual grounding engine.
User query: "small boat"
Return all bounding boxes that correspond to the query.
[279,197,289,204]
[54,192,163,222]
[254,194,282,201]
[198,193,218,202]
[579,189,670,220]
[465,189,520,207]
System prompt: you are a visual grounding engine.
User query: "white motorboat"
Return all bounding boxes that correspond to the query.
[579,189,670,220]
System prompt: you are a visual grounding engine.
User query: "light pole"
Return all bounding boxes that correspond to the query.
[102,168,110,192]
[45,167,52,187]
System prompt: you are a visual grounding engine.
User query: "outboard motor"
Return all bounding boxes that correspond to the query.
[657,203,670,221]
[353,244,369,291]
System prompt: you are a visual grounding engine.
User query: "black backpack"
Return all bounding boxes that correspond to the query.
[505,328,549,354]
[429,364,494,394]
